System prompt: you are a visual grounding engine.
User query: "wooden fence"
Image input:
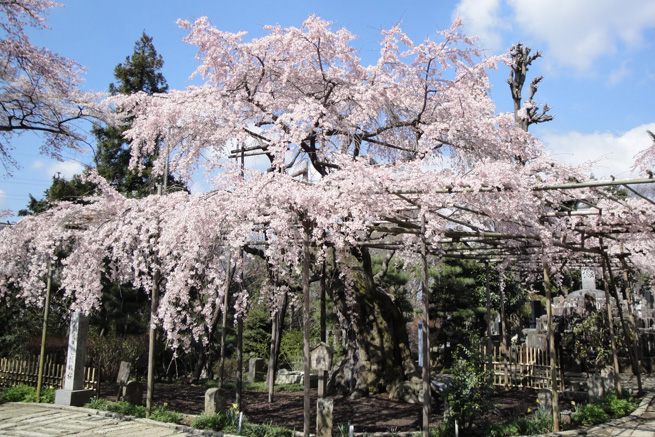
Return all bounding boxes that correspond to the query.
[0,355,97,390]
[484,345,564,391]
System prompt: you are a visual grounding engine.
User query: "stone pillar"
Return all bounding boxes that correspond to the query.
[122,380,143,405]
[248,357,265,383]
[316,398,333,437]
[55,311,94,406]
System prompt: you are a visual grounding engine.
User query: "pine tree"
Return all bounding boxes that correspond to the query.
[93,32,170,198]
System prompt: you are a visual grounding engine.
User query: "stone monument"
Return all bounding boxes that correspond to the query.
[55,311,94,406]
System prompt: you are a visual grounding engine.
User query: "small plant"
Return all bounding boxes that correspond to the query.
[571,390,637,427]
[0,385,55,403]
[149,405,183,424]
[191,412,234,430]
[85,398,110,410]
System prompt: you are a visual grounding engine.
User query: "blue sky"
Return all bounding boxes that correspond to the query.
[2,0,655,222]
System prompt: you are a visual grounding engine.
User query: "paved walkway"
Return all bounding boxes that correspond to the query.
[0,402,207,436]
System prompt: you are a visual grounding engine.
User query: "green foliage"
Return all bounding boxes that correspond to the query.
[0,385,55,403]
[560,309,617,373]
[85,398,180,424]
[105,400,147,417]
[571,390,637,427]
[18,174,96,216]
[430,259,528,369]
[191,412,236,430]
[443,343,494,434]
[572,403,609,426]
[279,328,304,370]
[85,398,110,410]
[483,406,553,436]
[149,405,183,424]
[109,32,168,95]
[243,303,272,362]
[191,408,292,436]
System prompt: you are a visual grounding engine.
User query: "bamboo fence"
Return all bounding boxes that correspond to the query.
[0,355,96,390]
[484,345,564,391]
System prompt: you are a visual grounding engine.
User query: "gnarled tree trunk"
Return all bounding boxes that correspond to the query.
[328,248,420,402]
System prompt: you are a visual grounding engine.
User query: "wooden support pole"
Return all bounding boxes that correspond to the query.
[145,268,160,418]
[602,250,642,393]
[36,260,52,403]
[218,252,233,389]
[485,262,493,366]
[619,243,642,393]
[420,214,431,437]
[302,222,312,437]
[601,262,622,393]
[542,256,560,432]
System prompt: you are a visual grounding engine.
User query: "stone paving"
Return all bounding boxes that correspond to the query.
[0,402,204,436]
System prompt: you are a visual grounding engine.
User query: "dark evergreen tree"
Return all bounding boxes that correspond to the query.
[93,32,170,198]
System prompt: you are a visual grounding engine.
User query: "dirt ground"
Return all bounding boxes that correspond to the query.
[99,382,539,433]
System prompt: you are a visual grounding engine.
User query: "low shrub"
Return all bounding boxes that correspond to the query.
[572,390,637,427]
[149,405,183,424]
[0,385,55,403]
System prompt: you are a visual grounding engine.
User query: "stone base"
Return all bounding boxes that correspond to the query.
[55,389,94,407]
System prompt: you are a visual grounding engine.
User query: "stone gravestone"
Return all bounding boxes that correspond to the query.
[205,388,228,415]
[116,361,131,401]
[247,357,266,383]
[316,398,334,437]
[581,267,596,290]
[55,311,94,406]
[311,342,334,398]
[122,380,143,405]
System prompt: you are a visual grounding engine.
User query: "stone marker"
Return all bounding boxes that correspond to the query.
[248,357,266,383]
[311,342,334,398]
[122,380,143,405]
[588,374,606,401]
[55,311,94,406]
[316,398,334,437]
[205,388,228,415]
[537,389,552,413]
[116,361,131,401]
[581,267,596,290]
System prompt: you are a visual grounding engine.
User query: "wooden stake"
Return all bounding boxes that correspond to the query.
[542,255,560,432]
[420,214,430,437]
[36,259,52,403]
[302,222,312,437]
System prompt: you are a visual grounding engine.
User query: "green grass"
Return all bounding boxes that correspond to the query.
[0,385,55,403]
[191,411,293,436]
[83,398,182,424]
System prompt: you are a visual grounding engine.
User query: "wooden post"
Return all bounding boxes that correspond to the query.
[236,313,243,411]
[145,267,160,418]
[420,214,430,437]
[602,250,642,393]
[601,262,622,393]
[619,243,642,393]
[218,251,233,389]
[485,262,493,367]
[36,260,52,403]
[302,222,312,437]
[542,256,560,432]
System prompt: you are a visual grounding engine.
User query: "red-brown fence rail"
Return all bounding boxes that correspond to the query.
[484,345,564,391]
[0,355,96,390]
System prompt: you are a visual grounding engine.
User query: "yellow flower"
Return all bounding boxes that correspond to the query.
[536,399,540,404]
[163,402,168,407]
[48,385,53,390]
[571,401,576,406]
[527,408,532,413]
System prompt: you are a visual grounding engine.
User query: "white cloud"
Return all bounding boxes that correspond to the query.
[541,123,655,179]
[453,0,506,51]
[607,61,630,85]
[46,161,85,180]
[506,0,655,72]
